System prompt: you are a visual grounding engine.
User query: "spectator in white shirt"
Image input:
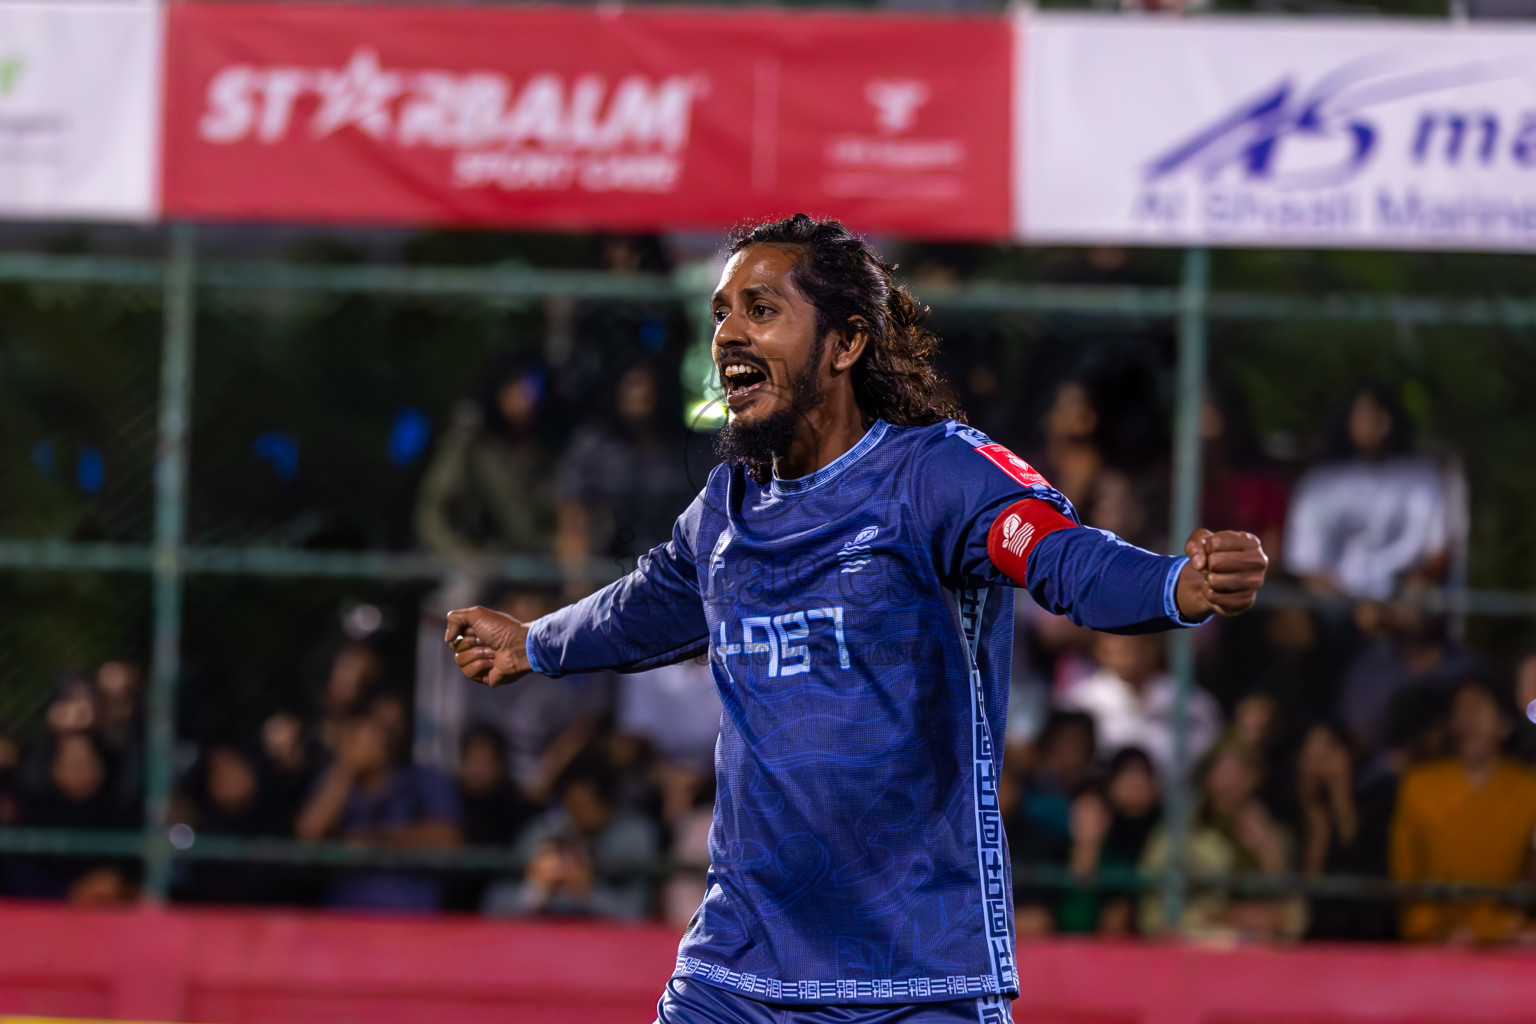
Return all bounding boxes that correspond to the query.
[1284,385,1459,602]
[1058,632,1222,781]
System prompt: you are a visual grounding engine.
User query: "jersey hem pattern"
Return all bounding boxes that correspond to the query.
[673,954,1014,1005]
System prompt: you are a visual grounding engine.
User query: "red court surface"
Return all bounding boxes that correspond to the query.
[2,902,1536,1024]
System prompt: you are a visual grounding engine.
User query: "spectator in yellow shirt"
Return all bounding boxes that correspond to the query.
[1390,674,1536,943]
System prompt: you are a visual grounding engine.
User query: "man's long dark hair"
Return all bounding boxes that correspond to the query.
[726,214,966,432]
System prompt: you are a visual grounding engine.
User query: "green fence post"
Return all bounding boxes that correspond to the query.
[143,223,197,900]
[1162,247,1210,931]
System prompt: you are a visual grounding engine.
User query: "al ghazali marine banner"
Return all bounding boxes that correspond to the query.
[0,1,162,221]
[1017,14,1536,251]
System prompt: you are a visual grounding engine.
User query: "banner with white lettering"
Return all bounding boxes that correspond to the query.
[1017,14,1536,251]
[163,4,1010,239]
[0,2,161,221]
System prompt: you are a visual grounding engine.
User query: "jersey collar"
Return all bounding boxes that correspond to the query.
[768,419,890,498]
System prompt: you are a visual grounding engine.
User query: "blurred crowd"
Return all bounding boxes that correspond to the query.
[999,375,1536,945]
[4,236,1536,948]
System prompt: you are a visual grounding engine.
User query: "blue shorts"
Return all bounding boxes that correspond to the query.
[655,977,1012,1024]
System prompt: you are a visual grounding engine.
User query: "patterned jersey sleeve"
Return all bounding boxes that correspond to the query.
[917,422,1205,633]
[525,486,710,677]
[915,422,1080,590]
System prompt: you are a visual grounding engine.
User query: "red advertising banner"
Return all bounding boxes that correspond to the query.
[162,3,1010,240]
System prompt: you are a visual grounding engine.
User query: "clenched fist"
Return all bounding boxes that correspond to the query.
[444,606,533,688]
[1174,529,1268,620]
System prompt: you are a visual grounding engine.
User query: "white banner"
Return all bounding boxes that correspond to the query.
[0,1,161,221]
[1017,14,1536,251]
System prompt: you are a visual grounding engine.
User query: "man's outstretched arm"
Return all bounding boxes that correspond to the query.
[987,498,1268,634]
[447,507,709,688]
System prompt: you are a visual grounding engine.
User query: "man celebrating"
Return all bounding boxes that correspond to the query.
[447,215,1266,1023]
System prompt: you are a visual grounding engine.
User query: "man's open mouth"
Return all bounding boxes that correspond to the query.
[721,362,769,401]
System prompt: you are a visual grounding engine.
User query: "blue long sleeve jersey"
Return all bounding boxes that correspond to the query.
[526,419,1201,1006]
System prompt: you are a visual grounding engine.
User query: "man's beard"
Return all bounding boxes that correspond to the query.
[715,337,825,480]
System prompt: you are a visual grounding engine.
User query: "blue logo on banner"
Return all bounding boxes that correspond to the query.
[1144,57,1522,189]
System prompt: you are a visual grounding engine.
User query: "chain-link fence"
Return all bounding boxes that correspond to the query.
[4,222,1536,934]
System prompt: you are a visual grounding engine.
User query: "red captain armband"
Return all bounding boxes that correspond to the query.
[986,498,1077,586]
